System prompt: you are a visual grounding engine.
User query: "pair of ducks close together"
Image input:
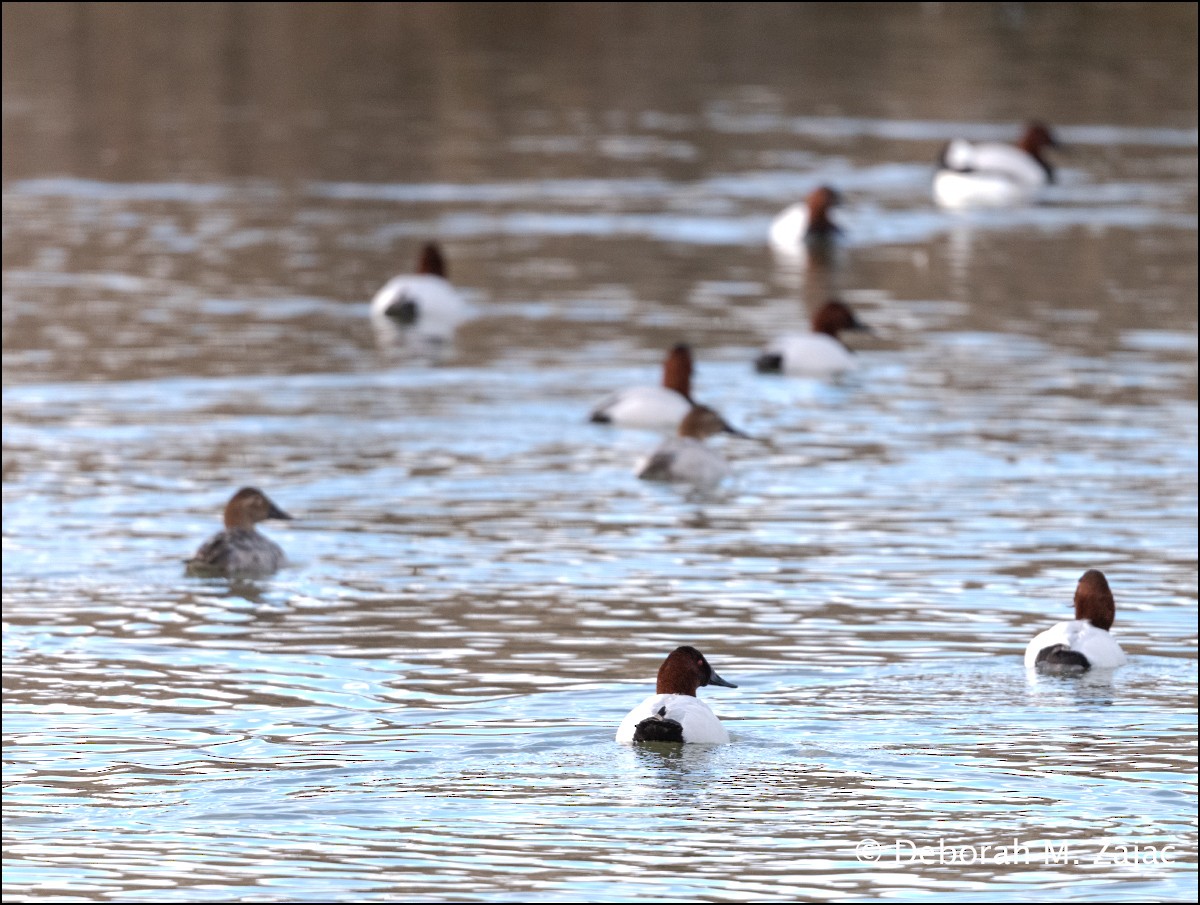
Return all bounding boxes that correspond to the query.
[186,489,1127,745]
[771,120,1062,253]
[587,299,869,488]
[590,343,746,489]
[620,567,1126,744]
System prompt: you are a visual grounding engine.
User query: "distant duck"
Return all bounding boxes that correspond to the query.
[590,343,696,431]
[933,122,1060,209]
[769,185,842,256]
[636,405,746,489]
[754,299,870,376]
[1025,569,1127,672]
[370,242,469,336]
[186,487,292,578]
[616,646,738,744]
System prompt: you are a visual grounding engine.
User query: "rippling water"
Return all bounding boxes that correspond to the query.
[3,4,1197,901]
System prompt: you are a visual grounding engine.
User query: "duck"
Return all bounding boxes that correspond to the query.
[589,344,696,431]
[616,646,738,744]
[754,299,870,376]
[370,242,469,335]
[1024,569,1127,672]
[186,487,292,578]
[933,122,1060,209]
[768,185,842,256]
[636,405,746,488]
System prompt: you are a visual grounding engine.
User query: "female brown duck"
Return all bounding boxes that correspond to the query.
[186,487,292,577]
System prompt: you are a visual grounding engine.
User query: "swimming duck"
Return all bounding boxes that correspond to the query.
[769,185,842,255]
[933,122,1060,209]
[636,405,746,488]
[370,242,469,335]
[589,344,696,431]
[186,487,292,578]
[616,646,738,744]
[754,299,870,376]
[1025,569,1127,672]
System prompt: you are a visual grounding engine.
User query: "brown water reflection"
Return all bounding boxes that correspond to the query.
[4,4,1196,184]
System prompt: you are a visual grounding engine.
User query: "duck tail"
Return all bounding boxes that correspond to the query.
[1034,644,1091,673]
[633,707,685,742]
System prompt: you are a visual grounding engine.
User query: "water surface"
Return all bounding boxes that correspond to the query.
[3,4,1197,901]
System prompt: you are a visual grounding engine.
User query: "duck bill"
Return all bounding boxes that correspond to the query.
[708,671,737,689]
[723,422,764,443]
[267,502,293,521]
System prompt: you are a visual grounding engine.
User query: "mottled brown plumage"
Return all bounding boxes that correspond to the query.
[186,487,292,578]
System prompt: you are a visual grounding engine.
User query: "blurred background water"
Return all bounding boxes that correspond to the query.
[3,3,1197,901]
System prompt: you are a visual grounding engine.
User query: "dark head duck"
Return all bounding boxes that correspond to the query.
[616,646,738,745]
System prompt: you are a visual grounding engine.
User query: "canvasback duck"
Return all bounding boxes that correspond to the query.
[590,344,695,431]
[616,646,738,744]
[755,299,870,376]
[933,122,1060,209]
[1025,569,1127,672]
[636,404,746,488]
[769,185,842,255]
[370,242,469,334]
[186,487,292,578]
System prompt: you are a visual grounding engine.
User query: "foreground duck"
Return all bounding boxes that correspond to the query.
[933,121,1060,209]
[186,487,292,578]
[370,242,469,336]
[616,646,738,744]
[636,405,747,488]
[1025,569,1127,672]
[755,299,870,376]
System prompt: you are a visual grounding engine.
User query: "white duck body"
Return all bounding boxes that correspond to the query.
[933,123,1058,209]
[755,299,868,377]
[933,166,1044,209]
[370,273,469,336]
[941,137,1049,187]
[591,343,696,431]
[759,332,857,376]
[615,693,730,745]
[1025,620,1127,671]
[768,202,814,254]
[591,386,692,431]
